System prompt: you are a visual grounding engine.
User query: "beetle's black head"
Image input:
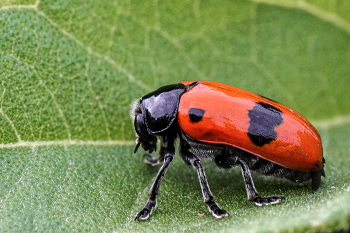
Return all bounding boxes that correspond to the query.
[130,83,188,154]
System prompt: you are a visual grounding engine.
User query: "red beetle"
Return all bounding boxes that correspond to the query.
[131,81,325,220]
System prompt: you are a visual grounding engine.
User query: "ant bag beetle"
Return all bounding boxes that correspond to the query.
[131,81,325,220]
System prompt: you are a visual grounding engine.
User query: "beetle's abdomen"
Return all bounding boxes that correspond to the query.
[178,81,323,172]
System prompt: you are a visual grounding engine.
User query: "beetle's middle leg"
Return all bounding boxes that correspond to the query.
[235,157,284,206]
[180,146,229,219]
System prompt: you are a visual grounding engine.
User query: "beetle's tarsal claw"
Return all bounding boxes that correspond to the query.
[207,200,229,219]
[252,195,284,206]
[135,196,157,221]
[134,209,150,221]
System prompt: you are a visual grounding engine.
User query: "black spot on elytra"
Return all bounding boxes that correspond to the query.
[188,108,205,123]
[248,102,283,146]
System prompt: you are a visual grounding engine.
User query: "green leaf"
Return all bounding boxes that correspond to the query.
[1,0,350,232]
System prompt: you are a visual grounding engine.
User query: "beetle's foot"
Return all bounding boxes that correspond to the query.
[135,208,151,221]
[135,197,157,221]
[143,154,162,166]
[252,195,284,206]
[207,200,229,219]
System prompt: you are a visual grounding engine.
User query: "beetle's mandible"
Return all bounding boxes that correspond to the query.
[131,81,325,220]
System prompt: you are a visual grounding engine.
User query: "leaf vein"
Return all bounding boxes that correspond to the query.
[85,57,112,140]
[312,115,350,129]
[0,88,22,142]
[252,0,350,34]
[118,11,207,80]
[9,54,72,140]
[252,61,294,101]
[31,7,152,92]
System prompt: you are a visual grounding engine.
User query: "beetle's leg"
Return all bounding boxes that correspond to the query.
[181,149,229,219]
[143,141,166,166]
[143,153,159,165]
[236,157,284,206]
[144,145,165,166]
[135,144,175,221]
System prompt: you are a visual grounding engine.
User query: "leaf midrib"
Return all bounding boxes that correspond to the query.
[0,140,134,149]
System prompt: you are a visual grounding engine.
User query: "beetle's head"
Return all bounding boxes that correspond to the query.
[131,98,157,154]
[130,83,188,154]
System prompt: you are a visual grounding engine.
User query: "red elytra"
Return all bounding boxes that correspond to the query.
[177,81,323,172]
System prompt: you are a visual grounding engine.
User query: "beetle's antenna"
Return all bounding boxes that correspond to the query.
[134,139,141,154]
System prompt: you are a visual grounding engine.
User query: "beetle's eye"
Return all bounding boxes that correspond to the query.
[134,114,148,138]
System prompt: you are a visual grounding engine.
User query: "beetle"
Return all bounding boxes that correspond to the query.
[131,81,325,220]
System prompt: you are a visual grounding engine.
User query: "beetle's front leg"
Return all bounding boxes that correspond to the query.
[181,148,229,219]
[236,157,284,206]
[135,145,175,221]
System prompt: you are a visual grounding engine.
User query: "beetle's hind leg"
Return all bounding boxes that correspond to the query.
[180,146,229,219]
[236,157,284,206]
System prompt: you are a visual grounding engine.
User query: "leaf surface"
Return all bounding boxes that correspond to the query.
[1,0,350,232]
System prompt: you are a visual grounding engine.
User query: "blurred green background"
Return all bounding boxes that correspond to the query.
[0,0,350,232]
